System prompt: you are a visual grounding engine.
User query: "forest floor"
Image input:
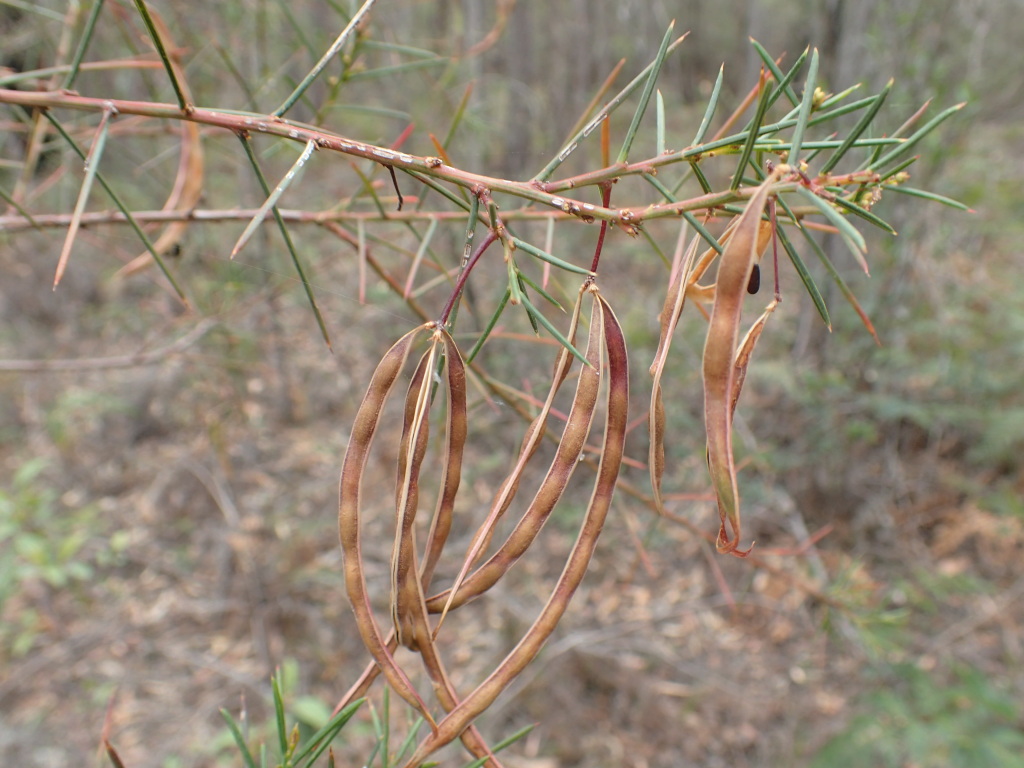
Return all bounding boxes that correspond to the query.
[2,274,1022,768]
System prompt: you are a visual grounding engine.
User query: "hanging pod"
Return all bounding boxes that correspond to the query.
[428,282,598,624]
[701,168,783,555]
[402,286,630,768]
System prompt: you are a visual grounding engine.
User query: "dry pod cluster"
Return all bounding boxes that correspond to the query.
[338,282,627,766]
[0,5,962,762]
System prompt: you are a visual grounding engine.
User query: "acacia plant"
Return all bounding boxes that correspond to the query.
[0,1,962,765]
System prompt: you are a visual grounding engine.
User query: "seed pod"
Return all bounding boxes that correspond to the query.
[402,288,629,768]
[338,324,438,728]
[428,285,600,618]
[429,284,589,626]
[391,341,438,649]
[702,169,782,556]
[648,227,701,514]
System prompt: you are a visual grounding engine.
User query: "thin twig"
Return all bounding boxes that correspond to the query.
[0,319,217,372]
[0,207,576,231]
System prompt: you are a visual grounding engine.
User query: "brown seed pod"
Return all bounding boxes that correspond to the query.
[701,169,782,556]
[402,287,629,768]
[429,283,591,626]
[338,324,438,728]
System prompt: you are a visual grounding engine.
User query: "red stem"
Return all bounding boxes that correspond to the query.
[439,229,498,326]
[589,183,614,274]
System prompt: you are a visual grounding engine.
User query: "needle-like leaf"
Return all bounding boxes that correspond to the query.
[233,139,317,258]
[271,671,288,760]
[237,136,331,348]
[63,0,106,90]
[291,699,364,766]
[0,184,39,229]
[402,217,440,298]
[132,0,189,109]
[691,64,724,146]
[787,47,819,168]
[565,60,625,150]
[749,39,797,105]
[534,32,688,181]
[520,292,589,367]
[465,287,510,364]
[772,196,831,329]
[43,113,189,305]
[617,21,674,164]
[886,185,973,211]
[795,217,880,343]
[873,102,966,170]
[511,237,593,276]
[758,46,810,118]
[731,75,774,191]
[795,185,869,273]
[273,0,378,116]
[459,724,535,768]
[656,89,666,157]
[830,193,897,235]
[820,79,892,174]
[54,109,113,288]
[516,271,563,311]
[345,58,447,83]
[220,709,258,768]
[878,154,920,182]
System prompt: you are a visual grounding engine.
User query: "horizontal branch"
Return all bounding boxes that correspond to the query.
[0,206,580,233]
[0,87,768,226]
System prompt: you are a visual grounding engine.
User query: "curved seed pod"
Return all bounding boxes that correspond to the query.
[388,329,505,767]
[334,329,493,757]
[338,324,437,728]
[331,630,502,767]
[648,228,701,513]
[402,581,504,768]
[731,299,779,420]
[418,328,468,588]
[685,217,740,298]
[427,288,602,617]
[391,338,440,649]
[651,215,773,518]
[702,170,783,556]
[429,284,588,627]
[686,216,774,306]
[403,288,629,768]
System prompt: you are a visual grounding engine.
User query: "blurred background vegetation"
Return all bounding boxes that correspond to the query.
[1,1,1021,766]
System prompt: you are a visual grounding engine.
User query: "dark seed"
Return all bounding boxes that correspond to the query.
[747,263,760,295]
